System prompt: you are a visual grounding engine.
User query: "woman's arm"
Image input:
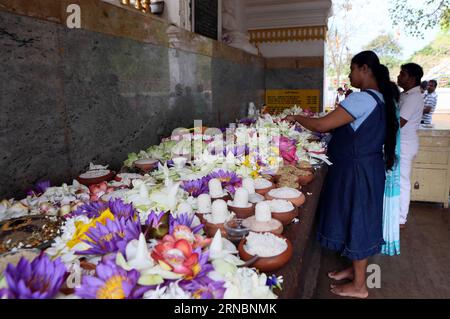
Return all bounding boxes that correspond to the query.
[285,106,354,133]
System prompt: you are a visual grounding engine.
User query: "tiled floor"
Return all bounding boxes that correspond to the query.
[314,202,450,299]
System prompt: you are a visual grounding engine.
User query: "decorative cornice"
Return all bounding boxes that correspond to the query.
[244,0,332,29]
[249,26,327,45]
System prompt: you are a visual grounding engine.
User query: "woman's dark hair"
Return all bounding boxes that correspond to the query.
[390,81,400,103]
[351,50,399,171]
[401,63,424,86]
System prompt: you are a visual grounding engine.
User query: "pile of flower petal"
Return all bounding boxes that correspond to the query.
[0,106,330,299]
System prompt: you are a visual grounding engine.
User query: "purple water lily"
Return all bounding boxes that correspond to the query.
[76,217,141,256]
[1,253,67,299]
[181,177,209,197]
[26,180,51,197]
[207,170,242,194]
[108,199,138,220]
[181,275,226,299]
[75,255,149,299]
[223,145,249,157]
[238,117,257,126]
[68,201,109,219]
[145,210,166,228]
[169,212,204,235]
[68,199,136,220]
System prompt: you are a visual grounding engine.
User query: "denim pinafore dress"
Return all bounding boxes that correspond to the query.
[317,90,386,260]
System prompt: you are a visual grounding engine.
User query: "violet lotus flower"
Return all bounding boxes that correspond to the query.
[75,255,149,299]
[181,275,226,299]
[181,177,209,197]
[238,117,257,126]
[145,210,166,229]
[1,253,67,299]
[108,198,138,220]
[26,180,51,197]
[76,217,141,256]
[69,201,109,219]
[207,170,242,194]
[223,145,249,157]
[169,212,203,235]
[68,199,136,221]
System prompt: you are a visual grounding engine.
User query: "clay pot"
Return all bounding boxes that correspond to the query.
[133,159,159,172]
[242,216,284,235]
[76,170,116,186]
[238,236,293,273]
[195,212,208,224]
[255,182,275,196]
[204,221,227,238]
[297,171,315,186]
[265,192,306,207]
[271,207,299,226]
[227,203,255,219]
[211,194,231,202]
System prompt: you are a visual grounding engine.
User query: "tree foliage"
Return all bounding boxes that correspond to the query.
[389,0,450,38]
[364,33,402,57]
[363,33,403,78]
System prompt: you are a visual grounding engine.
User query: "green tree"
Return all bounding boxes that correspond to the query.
[364,33,403,76]
[389,0,450,38]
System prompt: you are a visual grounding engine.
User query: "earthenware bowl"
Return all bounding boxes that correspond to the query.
[271,206,299,226]
[238,235,293,273]
[242,216,284,235]
[76,170,116,186]
[265,191,306,207]
[204,221,227,238]
[297,171,315,186]
[133,159,159,172]
[227,203,255,219]
[255,181,275,196]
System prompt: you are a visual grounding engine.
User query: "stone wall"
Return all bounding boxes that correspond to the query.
[0,2,265,199]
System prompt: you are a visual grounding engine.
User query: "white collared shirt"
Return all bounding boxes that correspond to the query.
[399,86,424,145]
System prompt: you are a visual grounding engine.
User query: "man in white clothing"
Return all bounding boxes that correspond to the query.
[397,63,424,228]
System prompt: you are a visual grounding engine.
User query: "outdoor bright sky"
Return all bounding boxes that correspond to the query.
[330,0,440,59]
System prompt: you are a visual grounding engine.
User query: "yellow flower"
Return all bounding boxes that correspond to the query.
[67,209,115,248]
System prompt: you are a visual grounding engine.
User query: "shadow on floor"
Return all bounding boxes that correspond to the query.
[313,202,450,299]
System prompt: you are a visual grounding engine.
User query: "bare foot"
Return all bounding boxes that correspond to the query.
[330,282,369,299]
[327,267,354,281]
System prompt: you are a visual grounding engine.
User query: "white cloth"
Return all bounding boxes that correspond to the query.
[399,141,418,224]
[399,86,423,224]
[399,86,423,145]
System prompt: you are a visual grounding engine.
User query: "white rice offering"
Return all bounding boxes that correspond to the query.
[268,187,302,199]
[254,178,272,190]
[79,169,110,179]
[248,193,265,204]
[244,232,287,257]
[268,199,294,213]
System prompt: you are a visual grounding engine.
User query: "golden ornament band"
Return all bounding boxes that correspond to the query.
[249,26,327,44]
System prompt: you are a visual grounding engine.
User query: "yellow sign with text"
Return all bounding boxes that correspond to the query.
[265,89,320,114]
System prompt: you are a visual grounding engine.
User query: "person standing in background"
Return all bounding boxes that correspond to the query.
[420,81,428,94]
[396,63,424,229]
[421,80,438,125]
[335,87,346,107]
